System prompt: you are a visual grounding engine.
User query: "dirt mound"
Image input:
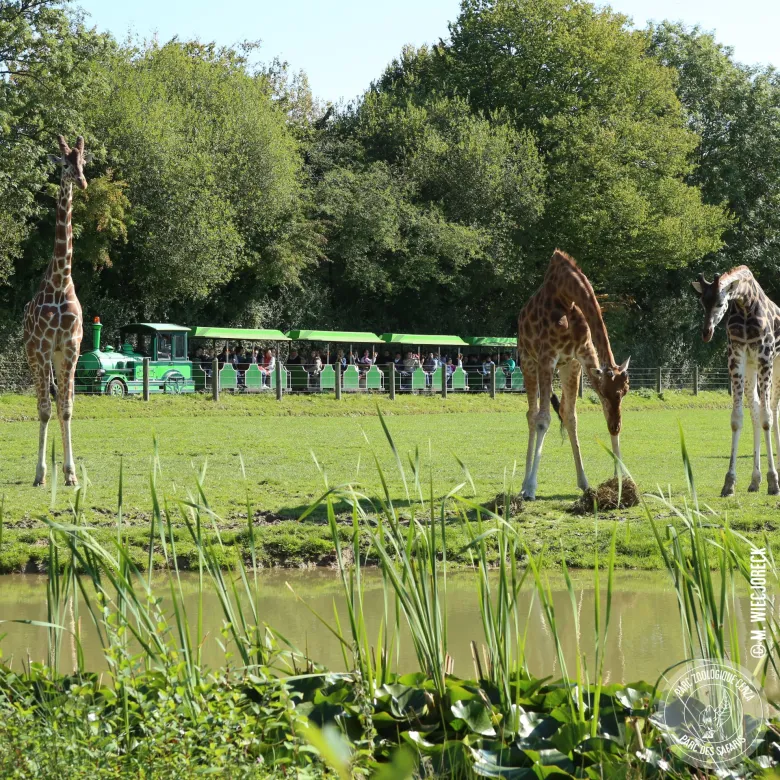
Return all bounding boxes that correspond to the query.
[482,493,524,516]
[567,476,640,515]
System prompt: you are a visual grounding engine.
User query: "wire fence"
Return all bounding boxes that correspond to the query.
[0,357,735,398]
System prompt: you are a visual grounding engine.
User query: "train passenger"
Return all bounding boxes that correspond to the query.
[287,349,302,365]
[422,352,436,386]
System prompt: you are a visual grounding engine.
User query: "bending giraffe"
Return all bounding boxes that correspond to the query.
[23,135,90,487]
[692,267,780,496]
[518,250,630,500]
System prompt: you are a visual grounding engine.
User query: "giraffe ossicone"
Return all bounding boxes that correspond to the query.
[517,250,630,500]
[692,266,780,496]
[23,134,89,487]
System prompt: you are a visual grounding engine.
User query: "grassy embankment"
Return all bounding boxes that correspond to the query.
[1,389,776,571]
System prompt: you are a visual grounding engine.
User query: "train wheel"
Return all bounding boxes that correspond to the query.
[106,379,126,397]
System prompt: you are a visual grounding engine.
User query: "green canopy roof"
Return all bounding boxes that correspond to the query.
[286,330,383,344]
[189,326,290,341]
[380,333,468,346]
[465,336,517,347]
[120,323,191,334]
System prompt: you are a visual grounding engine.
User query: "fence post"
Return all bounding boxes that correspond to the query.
[142,357,150,401]
[335,362,342,400]
[490,363,496,399]
[441,364,447,399]
[275,358,282,401]
[389,363,396,400]
[579,371,584,398]
[693,364,699,396]
[212,358,219,402]
[656,366,662,394]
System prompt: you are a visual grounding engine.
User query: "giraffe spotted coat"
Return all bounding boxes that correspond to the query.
[517,250,629,500]
[22,135,89,487]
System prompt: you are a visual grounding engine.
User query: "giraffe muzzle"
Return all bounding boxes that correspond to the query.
[702,327,714,343]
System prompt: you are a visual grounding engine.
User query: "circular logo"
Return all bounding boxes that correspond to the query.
[653,659,767,770]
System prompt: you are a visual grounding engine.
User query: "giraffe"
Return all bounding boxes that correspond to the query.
[517,250,630,500]
[691,266,780,496]
[23,134,90,487]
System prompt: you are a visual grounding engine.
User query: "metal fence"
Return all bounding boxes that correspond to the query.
[0,356,735,398]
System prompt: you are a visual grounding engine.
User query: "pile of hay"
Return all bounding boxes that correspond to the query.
[482,493,524,516]
[567,476,640,515]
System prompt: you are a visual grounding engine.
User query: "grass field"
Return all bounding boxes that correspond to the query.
[1,389,777,571]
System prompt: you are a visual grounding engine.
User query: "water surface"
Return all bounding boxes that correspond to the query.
[0,570,775,694]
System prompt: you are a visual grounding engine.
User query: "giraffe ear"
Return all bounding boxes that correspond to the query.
[691,280,703,295]
[47,154,62,165]
[618,356,630,373]
[83,151,94,164]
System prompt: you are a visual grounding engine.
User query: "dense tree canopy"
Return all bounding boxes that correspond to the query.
[0,0,777,366]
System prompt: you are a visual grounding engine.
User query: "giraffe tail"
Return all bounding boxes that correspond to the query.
[551,392,562,421]
[49,368,57,402]
[551,391,566,440]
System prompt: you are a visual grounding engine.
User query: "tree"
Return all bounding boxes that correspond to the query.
[648,23,780,295]
[0,0,105,286]
[79,40,319,323]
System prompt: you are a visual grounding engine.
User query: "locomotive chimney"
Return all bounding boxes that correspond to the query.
[93,316,102,352]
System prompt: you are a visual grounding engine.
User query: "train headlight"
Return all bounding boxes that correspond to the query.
[96,368,105,377]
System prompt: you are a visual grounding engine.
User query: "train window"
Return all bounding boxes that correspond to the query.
[157,334,172,360]
[172,334,186,359]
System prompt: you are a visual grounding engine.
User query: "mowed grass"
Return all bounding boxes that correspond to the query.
[1,390,777,571]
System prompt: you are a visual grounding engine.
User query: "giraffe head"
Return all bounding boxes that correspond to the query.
[691,273,737,343]
[592,358,630,435]
[48,135,91,190]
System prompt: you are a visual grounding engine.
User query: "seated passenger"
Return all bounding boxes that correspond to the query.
[502,353,516,375]
[287,349,302,365]
[358,349,373,372]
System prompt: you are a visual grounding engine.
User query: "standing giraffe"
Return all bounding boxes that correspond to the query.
[692,267,780,496]
[518,250,630,500]
[23,135,89,487]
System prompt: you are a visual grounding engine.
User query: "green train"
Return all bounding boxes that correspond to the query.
[75,318,520,396]
[75,320,195,397]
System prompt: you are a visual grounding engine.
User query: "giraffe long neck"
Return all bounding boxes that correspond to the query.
[47,171,74,286]
[550,251,617,367]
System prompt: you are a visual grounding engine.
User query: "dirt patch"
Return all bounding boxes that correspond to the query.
[481,493,524,517]
[567,477,640,515]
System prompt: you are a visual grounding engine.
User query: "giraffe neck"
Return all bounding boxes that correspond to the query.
[46,171,73,288]
[549,251,616,368]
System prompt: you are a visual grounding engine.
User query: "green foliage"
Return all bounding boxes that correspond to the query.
[1,0,779,366]
[0,0,106,285]
[2,424,779,776]
[648,23,780,289]
[83,40,317,313]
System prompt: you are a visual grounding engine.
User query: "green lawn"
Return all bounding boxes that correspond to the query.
[1,390,776,571]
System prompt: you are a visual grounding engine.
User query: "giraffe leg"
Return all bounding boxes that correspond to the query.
[523,361,554,501]
[723,345,746,497]
[53,349,78,487]
[772,358,780,470]
[521,365,539,499]
[29,357,52,487]
[559,361,589,491]
[757,346,779,495]
[746,362,762,492]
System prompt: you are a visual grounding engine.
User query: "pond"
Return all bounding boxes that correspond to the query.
[0,569,775,694]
